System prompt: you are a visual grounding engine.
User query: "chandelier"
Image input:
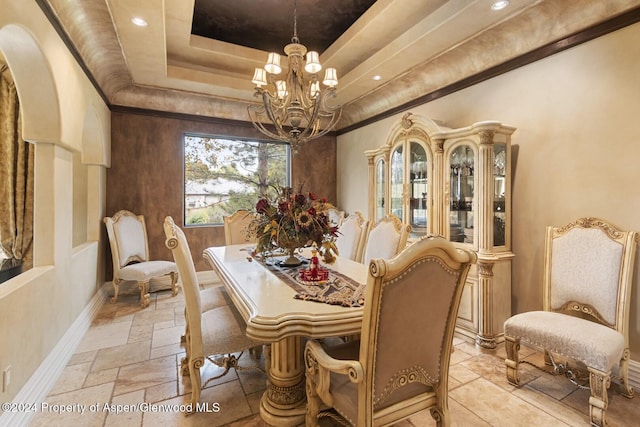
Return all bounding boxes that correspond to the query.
[248,0,341,151]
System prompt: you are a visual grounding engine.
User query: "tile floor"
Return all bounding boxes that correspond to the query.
[29,271,639,427]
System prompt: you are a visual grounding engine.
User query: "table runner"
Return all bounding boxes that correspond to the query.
[258,256,366,307]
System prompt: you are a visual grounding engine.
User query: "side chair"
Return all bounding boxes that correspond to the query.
[223,209,256,245]
[103,210,178,308]
[163,216,263,411]
[335,211,369,262]
[362,213,411,265]
[504,217,638,427]
[304,236,476,426]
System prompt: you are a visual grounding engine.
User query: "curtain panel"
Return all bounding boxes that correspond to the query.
[0,63,34,270]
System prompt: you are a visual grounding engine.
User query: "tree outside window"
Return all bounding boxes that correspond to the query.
[184,135,290,225]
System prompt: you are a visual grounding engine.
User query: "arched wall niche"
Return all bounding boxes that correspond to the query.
[82,105,110,167]
[0,24,61,144]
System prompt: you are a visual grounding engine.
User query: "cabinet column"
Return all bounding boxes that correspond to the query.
[476,130,495,255]
[476,260,497,349]
[432,138,445,237]
[366,155,375,221]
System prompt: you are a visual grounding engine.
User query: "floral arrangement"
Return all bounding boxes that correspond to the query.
[248,185,339,264]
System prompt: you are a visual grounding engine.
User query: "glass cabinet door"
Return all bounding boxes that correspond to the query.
[449,145,474,244]
[409,142,428,234]
[375,158,385,222]
[493,143,507,246]
[390,145,404,221]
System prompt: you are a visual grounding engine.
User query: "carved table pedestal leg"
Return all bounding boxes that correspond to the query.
[260,336,306,426]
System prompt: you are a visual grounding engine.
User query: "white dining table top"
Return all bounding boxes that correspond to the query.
[203,244,367,342]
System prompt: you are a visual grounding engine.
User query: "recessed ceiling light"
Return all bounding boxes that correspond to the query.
[372,75,382,81]
[491,0,510,11]
[131,17,148,27]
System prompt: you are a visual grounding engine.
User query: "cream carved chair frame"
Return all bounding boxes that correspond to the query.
[362,213,411,265]
[305,236,476,426]
[163,216,263,410]
[335,211,369,263]
[104,210,178,308]
[504,217,638,427]
[223,209,256,245]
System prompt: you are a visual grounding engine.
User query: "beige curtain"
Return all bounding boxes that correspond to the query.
[0,63,34,270]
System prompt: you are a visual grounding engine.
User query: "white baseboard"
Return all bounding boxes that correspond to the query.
[0,285,108,427]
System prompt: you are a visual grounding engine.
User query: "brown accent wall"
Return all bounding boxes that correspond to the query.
[107,111,337,273]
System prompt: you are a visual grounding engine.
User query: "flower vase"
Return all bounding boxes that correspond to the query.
[281,247,303,267]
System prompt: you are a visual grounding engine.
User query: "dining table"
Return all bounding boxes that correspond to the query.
[203,244,368,426]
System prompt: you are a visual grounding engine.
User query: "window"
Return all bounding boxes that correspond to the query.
[184,135,290,225]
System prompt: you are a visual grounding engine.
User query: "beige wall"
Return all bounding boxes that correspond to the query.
[337,22,640,358]
[0,0,110,405]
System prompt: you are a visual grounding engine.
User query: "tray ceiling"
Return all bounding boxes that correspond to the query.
[40,0,640,131]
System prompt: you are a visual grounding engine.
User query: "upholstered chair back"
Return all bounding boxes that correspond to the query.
[544,220,635,333]
[335,211,368,262]
[164,216,203,358]
[107,211,150,269]
[362,214,411,265]
[223,209,256,245]
[361,237,475,416]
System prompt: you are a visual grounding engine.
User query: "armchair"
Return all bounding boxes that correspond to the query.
[103,210,178,308]
[504,217,638,427]
[305,236,476,426]
[163,216,263,410]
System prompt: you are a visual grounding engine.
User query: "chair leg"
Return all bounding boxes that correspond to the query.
[249,345,263,360]
[305,373,321,427]
[588,367,610,427]
[188,357,204,411]
[181,307,190,376]
[619,348,634,398]
[504,335,521,386]
[170,271,179,296]
[110,279,121,303]
[138,280,151,308]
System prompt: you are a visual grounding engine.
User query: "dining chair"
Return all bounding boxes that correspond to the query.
[305,236,476,426]
[326,207,346,227]
[362,213,411,265]
[504,217,638,427]
[163,216,263,410]
[103,210,178,308]
[335,211,369,262]
[223,209,256,245]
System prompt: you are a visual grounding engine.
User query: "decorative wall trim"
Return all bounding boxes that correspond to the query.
[0,285,108,427]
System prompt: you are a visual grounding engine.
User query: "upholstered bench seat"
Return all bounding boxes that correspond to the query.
[504,311,625,373]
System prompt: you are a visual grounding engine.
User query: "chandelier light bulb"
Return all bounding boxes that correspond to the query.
[305,51,322,73]
[265,53,282,74]
[310,81,320,98]
[252,68,267,87]
[276,80,288,99]
[323,68,338,87]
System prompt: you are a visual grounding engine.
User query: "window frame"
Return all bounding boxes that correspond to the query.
[182,133,291,227]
